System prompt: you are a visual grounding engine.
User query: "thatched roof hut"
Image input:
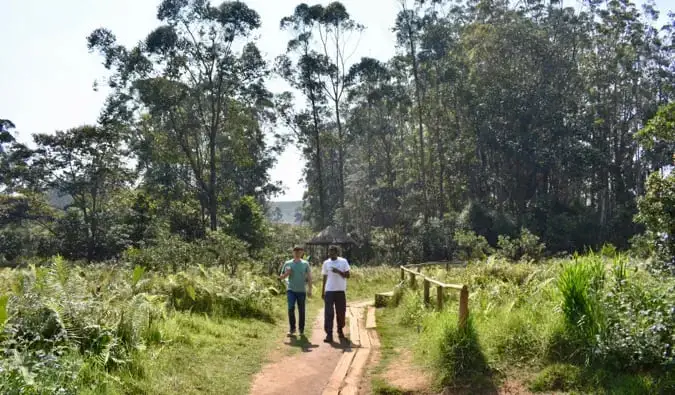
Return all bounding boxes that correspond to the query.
[305,226,356,264]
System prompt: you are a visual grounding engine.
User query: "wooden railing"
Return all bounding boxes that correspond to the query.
[400,264,469,328]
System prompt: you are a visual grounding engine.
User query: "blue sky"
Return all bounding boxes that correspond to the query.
[1,0,672,202]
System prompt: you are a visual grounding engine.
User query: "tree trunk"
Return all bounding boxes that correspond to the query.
[310,93,326,228]
[209,130,218,231]
[408,26,428,222]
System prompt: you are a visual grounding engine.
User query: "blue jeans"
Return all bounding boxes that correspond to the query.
[287,291,306,333]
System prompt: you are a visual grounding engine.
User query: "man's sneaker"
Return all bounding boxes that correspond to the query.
[287,330,296,337]
[323,335,333,343]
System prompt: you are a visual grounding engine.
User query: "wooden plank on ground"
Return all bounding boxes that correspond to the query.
[367,328,380,348]
[322,350,356,395]
[341,312,372,395]
[348,308,360,347]
[365,306,376,329]
[340,349,368,395]
[359,312,371,349]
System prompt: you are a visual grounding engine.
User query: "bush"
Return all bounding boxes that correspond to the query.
[454,230,492,261]
[396,290,426,328]
[497,228,546,262]
[158,269,275,320]
[529,363,582,392]
[556,254,605,348]
[635,171,675,271]
[596,267,675,371]
[433,317,489,386]
[229,196,267,252]
[123,231,250,274]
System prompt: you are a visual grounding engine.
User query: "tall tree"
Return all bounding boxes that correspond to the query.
[88,0,274,232]
[32,125,133,261]
[277,3,333,228]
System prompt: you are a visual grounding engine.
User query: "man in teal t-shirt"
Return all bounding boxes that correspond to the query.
[279,245,312,336]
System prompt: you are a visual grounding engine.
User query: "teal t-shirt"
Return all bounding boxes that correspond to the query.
[281,259,310,293]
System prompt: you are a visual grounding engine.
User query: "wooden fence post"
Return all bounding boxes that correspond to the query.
[436,285,444,310]
[423,279,430,305]
[459,285,469,328]
[400,267,404,281]
[409,272,416,288]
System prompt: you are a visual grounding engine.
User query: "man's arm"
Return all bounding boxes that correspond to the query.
[306,264,312,296]
[279,263,291,279]
[341,259,351,278]
[322,275,327,299]
[331,260,350,278]
[321,261,327,299]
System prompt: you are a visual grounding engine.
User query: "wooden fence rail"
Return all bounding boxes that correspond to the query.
[400,265,469,328]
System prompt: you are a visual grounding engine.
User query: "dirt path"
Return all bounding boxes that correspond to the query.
[249,307,351,395]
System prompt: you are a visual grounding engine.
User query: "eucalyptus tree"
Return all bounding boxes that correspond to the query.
[277,3,332,228]
[87,0,274,232]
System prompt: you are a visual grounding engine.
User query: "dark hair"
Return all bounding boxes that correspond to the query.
[328,245,339,252]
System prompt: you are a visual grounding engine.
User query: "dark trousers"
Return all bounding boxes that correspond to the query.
[287,291,306,333]
[324,291,346,336]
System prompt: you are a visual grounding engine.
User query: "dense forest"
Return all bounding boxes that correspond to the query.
[1,0,674,266]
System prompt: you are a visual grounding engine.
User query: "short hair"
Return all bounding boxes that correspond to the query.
[328,245,339,252]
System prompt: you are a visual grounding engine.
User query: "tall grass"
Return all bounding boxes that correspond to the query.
[375,254,675,393]
[555,254,606,352]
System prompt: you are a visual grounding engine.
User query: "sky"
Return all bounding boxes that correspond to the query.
[0,0,672,202]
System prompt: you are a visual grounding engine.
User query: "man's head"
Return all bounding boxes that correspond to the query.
[328,245,339,260]
[292,245,304,260]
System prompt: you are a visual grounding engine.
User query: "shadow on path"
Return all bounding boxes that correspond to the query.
[285,334,319,352]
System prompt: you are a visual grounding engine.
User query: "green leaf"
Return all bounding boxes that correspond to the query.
[185,284,196,301]
[0,294,9,329]
[132,265,146,287]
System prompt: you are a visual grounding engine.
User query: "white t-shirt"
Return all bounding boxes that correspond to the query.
[322,257,350,292]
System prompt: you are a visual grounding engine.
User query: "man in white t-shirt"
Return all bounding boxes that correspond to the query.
[321,245,350,343]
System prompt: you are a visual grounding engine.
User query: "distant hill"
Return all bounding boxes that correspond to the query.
[267,200,303,224]
[44,190,305,225]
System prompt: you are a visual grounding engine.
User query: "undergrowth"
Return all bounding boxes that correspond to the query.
[0,256,281,394]
[376,253,675,394]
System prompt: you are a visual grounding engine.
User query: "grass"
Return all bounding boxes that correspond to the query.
[369,255,675,394]
[0,260,402,394]
[122,313,284,394]
[3,254,670,394]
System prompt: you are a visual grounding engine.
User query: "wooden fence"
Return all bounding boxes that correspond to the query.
[400,264,469,328]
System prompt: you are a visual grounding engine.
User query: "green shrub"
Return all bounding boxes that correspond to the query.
[529,363,582,392]
[556,254,605,347]
[497,228,546,262]
[481,307,550,365]
[629,233,654,259]
[454,230,492,261]
[396,290,426,328]
[229,196,267,252]
[600,243,618,258]
[596,269,675,371]
[158,269,275,321]
[423,314,489,386]
[123,231,250,274]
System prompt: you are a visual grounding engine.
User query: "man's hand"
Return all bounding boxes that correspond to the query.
[279,267,292,280]
[331,267,347,278]
[307,289,312,298]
